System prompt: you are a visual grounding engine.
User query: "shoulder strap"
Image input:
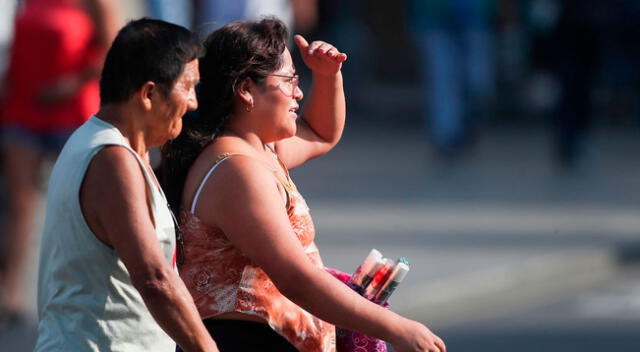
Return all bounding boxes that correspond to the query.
[189,149,296,214]
[190,153,239,213]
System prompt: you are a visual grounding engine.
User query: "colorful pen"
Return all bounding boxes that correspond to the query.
[364,258,394,299]
[372,261,410,304]
[348,249,382,292]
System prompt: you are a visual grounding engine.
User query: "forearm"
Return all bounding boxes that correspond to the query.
[300,71,346,146]
[136,271,218,352]
[278,266,406,343]
[75,64,103,85]
[84,0,121,48]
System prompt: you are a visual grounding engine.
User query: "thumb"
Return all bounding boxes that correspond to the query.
[294,34,309,54]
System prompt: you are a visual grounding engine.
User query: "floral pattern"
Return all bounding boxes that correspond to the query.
[179,183,336,352]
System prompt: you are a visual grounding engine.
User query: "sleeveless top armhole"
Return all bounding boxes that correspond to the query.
[189,152,294,215]
[190,153,238,214]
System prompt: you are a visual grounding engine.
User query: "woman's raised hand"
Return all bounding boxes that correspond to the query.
[294,34,347,76]
[390,319,446,352]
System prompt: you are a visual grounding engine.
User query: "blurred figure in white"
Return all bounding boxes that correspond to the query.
[194,0,317,36]
[146,0,192,28]
[0,0,17,83]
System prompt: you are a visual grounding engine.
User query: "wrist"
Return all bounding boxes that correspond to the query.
[378,311,408,344]
[311,70,342,80]
[390,317,424,349]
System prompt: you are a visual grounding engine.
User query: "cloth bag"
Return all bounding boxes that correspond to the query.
[325,268,388,352]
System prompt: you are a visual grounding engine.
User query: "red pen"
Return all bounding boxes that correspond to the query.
[348,249,382,292]
[363,258,394,299]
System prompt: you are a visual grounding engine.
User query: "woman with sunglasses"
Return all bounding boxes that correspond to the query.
[160,18,445,352]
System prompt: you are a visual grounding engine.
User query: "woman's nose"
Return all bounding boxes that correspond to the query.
[293,85,303,100]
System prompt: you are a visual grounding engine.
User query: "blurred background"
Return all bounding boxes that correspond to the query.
[1,0,639,351]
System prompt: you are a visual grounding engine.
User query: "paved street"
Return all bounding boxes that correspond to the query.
[1,121,639,351]
[437,265,640,352]
[297,121,640,351]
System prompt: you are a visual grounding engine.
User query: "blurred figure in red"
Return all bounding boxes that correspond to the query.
[0,0,120,324]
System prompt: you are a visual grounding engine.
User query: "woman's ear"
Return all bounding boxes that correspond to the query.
[237,77,254,107]
[139,81,156,111]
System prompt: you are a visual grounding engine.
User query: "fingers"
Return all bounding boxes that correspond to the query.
[427,334,445,352]
[308,41,327,55]
[293,34,309,53]
[326,47,347,62]
[296,36,347,74]
[334,52,348,63]
[306,40,347,62]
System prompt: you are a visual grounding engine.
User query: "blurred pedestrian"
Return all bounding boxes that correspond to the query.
[0,0,17,83]
[193,0,317,37]
[146,0,193,28]
[194,0,293,35]
[35,18,219,351]
[408,0,497,158]
[160,17,445,352]
[0,0,17,147]
[551,0,640,168]
[0,0,119,325]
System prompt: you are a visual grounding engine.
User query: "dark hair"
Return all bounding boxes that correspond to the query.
[159,17,288,213]
[100,18,202,104]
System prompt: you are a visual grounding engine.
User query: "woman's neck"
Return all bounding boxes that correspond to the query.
[220,128,270,153]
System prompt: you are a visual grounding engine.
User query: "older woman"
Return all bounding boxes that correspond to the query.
[160,18,445,352]
[36,19,217,352]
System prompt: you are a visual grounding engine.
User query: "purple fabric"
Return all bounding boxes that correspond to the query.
[336,328,388,352]
[325,268,389,352]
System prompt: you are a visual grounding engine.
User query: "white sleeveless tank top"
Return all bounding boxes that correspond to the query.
[35,116,176,351]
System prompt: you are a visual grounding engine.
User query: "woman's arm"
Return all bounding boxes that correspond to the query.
[82,0,121,49]
[196,156,445,352]
[274,35,347,169]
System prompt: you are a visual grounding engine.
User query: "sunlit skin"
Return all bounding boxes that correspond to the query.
[84,56,217,351]
[251,48,303,143]
[150,59,200,144]
[180,31,445,352]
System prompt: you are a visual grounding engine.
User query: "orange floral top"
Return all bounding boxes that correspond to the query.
[178,153,336,352]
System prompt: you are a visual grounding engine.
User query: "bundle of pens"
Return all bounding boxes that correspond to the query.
[348,249,410,305]
[331,249,410,352]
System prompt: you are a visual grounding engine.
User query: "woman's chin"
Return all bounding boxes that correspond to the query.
[287,124,297,138]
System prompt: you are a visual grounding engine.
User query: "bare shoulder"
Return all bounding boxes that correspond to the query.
[199,154,277,199]
[90,146,145,184]
[189,153,285,225]
[81,146,150,246]
[182,140,274,205]
[83,145,147,206]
